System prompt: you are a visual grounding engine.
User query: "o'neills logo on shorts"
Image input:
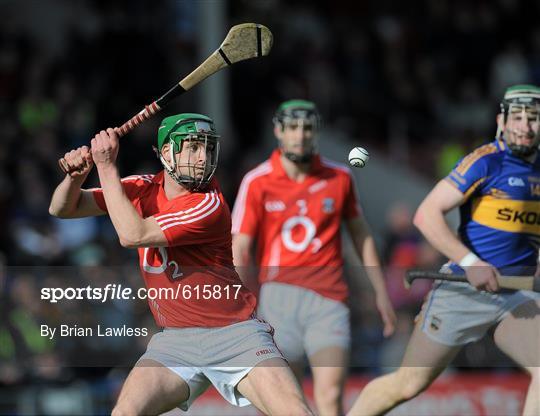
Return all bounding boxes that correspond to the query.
[256,348,276,356]
[430,316,442,331]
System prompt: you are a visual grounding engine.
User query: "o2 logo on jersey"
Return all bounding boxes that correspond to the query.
[281,199,322,253]
[142,247,183,281]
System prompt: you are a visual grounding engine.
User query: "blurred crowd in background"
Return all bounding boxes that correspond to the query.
[0,0,536,413]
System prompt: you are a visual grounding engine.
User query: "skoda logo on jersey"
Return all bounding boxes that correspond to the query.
[265,200,286,212]
[508,177,525,187]
[322,198,335,213]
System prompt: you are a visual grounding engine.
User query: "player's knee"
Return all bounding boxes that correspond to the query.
[398,370,432,401]
[315,383,342,408]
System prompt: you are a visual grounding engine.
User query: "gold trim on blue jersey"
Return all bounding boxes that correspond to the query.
[448,171,466,185]
[488,188,511,199]
[455,143,498,176]
[463,177,486,200]
[496,137,506,151]
[471,196,540,235]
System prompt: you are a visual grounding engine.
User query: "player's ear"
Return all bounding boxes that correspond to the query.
[161,143,172,162]
[273,124,283,139]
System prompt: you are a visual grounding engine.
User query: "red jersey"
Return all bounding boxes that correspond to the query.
[232,150,361,302]
[92,171,256,328]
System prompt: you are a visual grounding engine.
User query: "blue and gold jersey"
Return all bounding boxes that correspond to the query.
[446,139,540,274]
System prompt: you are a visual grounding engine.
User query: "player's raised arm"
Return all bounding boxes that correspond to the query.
[91,128,168,248]
[49,146,107,218]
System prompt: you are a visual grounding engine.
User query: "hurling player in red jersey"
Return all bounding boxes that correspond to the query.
[49,114,313,415]
[232,100,397,415]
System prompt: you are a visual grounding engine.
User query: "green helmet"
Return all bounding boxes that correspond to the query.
[158,113,218,152]
[273,99,321,129]
[156,113,220,191]
[499,84,540,158]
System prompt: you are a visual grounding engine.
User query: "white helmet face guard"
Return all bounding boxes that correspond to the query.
[161,134,220,191]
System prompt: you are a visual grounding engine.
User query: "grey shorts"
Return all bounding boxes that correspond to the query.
[257,282,350,363]
[419,281,540,346]
[138,319,283,410]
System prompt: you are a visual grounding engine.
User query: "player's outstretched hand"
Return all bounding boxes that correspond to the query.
[376,293,397,337]
[464,260,500,292]
[91,128,119,168]
[61,146,94,179]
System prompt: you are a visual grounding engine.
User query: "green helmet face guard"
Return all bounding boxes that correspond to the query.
[499,85,540,158]
[273,99,321,163]
[156,113,220,191]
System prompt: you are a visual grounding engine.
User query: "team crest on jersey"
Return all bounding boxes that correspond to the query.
[322,198,335,213]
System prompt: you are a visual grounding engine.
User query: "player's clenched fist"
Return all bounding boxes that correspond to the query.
[464,259,500,292]
[91,128,119,168]
[62,146,94,179]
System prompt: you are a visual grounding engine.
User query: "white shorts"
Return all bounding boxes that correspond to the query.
[138,319,283,410]
[257,282,350,363]
[419,281,540,346]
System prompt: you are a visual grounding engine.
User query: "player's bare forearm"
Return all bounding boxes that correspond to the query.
[413,181,470,264]
[49,174,86,218]
[347,217,396,336]
[96,164,165,247]
[346,217,386,294]
[50,145,99,218]
[232,234,260,294]
[360,236,389,295]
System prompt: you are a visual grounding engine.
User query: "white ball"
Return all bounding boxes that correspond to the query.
[348,146,369,168]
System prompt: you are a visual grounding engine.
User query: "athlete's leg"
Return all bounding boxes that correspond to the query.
[493,298,540,416]
[288,359,306,385]
[112,359,190,416]
[309,346,349,416]
[236,357,313,415]
[347,322,460,416]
